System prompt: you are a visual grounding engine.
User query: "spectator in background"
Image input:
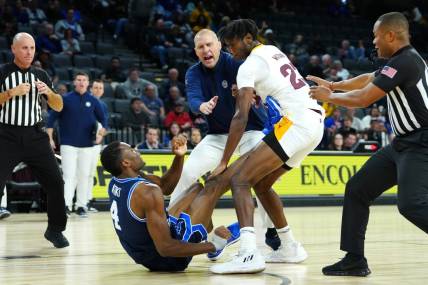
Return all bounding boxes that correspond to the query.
[163,121,181,148]
[343,133,358,151]
[141,84,165,127]
[333,60,350,80]
[345,107,364,132]
[162,68,186,99]
[121,67,159,99]
[192,14,210,33]
[337,115,357,137]
[365,119,389,147]
[325,108,343,132]
[164,98,192,131]
[26,0,47,25]
[263,29,281,49]
[303,55,324,78]
[328,133,344,151]
[15,0,29,26]
[321,54,334,77]
[164,86,183,112]
[122,97,150,141]
[337,39,356,61]
[187,127,202,149]
[61,29,81,56]
[38,50,58,85]
[355,40,366,60]
[0,2,17,41]
[147,18,171,70]
[101,56,127,83]
[55,8,85,41]
[36,23,62,54]
[189,1,212,30]
[361,106,385,130]
[45,0,62,23]
[136,126,163,150]
[285,34,308,63]
[56,83,68,96]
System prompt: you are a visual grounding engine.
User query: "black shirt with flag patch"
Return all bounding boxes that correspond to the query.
[373,45,428,136]
[0,62,53,126]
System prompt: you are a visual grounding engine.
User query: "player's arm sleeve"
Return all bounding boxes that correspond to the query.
[237,55,268,89]
[372,56,415,93]
[185,68,205,114]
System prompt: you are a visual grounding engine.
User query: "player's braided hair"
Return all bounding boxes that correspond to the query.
[101,141,123,177]
[218,19,259,42]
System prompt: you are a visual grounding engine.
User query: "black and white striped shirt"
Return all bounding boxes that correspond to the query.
[0,62,53,126]
[373,45,428,136]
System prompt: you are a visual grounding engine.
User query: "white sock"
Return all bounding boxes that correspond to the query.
[239,227,257,253]
[277,226,296,244]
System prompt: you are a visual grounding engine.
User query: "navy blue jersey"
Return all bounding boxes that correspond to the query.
[186,51,267,134]
[108,176,207,271]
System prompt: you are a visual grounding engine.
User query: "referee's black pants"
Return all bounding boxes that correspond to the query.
[0,124,67,232]
[341,132,428,256]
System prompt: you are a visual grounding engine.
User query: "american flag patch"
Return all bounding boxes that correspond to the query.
[381,66,397,79]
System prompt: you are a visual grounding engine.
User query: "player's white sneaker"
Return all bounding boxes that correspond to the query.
[265,241,308,263]
[210,249,265,274]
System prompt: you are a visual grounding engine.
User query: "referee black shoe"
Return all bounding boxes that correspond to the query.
[322,253,371,277]
[265,228,281,250]
[44,229,70,248]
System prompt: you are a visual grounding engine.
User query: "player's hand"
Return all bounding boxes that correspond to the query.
[199,96,218,115]
[171,134,187,156]
[36,80,50,95]
[10,83,31,97]
[309,85,333,102]
[306,75,331,89]
[209,162,227,179]
[49,139,56,150]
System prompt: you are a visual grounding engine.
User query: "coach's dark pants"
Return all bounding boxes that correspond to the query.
[341,130,428,256]
[0,124,67,232]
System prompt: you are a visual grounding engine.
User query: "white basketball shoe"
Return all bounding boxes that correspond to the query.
[265,241,308,263]
[210,249,266,274]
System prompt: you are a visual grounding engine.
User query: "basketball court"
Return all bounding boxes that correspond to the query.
[1,206,426,284]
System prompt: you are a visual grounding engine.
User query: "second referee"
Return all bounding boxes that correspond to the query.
[0,33,69,248]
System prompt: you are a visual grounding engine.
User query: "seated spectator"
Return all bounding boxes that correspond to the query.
[337,115,357,137]
[321,53,334,77]
[285,34,308,63]
[101,56,127,83]
[168,24,190,49]
[362,106,386,130]
[141,84,165,127]
[343,133,358,151]
[38,50,58,84]
[333,60,350,80]
[345,107,364,132]
[161,68,185,99]
[303,55,323,78]
[0,3,18,41]
[328,133,344,151]
[147,18,171,70]
[263,29,281,49]
[61,29,81,56]
[55,8,85,40]
[162,122,181,148]
[56,83,68,96]
[121,67,158,98]
[187,127,202,149]
[26,0,47,25]
[45,0,62,23]
[192,14,210,33]
[122,97,150,141]
[164,86,183,112]
[365,119,390,147]
[189,1,212,29]
[324,108,342,132]
[355,40,366,60]
[136,127,163,150]
[15,0,29,26]
[337,39,356,61]
[36,23,62,54]
[164,98,192,130]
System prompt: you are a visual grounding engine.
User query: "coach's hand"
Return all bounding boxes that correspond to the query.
[10,83,31,97]
[172,134,187,156]
[49,138,56,150]
[306,75,331,89]
[309,85,332,102]
[200,96,218,115]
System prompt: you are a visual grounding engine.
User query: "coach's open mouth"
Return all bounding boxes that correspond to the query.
[204,55,214,61]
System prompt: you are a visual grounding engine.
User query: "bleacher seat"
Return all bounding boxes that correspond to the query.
[94,55,111,69]
[0,37,8,49]
[114,99,131,113]
[80,41,96,54]
[52,53,72,66]
[120,57,138,69]
[103,82,114,98]
[97,42,114,55]
[101,97,115,113]
[74,55,94,68]
[56,67,71,81]
[114,84,128,99]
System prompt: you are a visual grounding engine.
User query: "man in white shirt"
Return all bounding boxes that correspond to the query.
[208,19,325,274]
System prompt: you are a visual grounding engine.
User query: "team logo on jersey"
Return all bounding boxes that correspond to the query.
[222,80,228,89]
[272,53,285,60]
[381,66,397,79]
[85,101,91,107]
[112,184,121,197]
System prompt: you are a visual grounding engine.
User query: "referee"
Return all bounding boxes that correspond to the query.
[0,33,69,248]
[309,12,428,276]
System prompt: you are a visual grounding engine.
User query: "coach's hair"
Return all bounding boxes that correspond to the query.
[377,12,409,40]
[73,71,90,80]
[92,79,103,84]
[218,19,259,42]
[101,141,124,177]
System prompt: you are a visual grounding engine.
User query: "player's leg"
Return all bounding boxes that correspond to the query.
[60,145,79,212]
[323,145,397,277]
[396,150,428,233]
[168,134,226,208]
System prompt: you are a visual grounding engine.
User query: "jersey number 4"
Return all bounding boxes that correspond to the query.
[280,63,306,90]
[111,200,122,231]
